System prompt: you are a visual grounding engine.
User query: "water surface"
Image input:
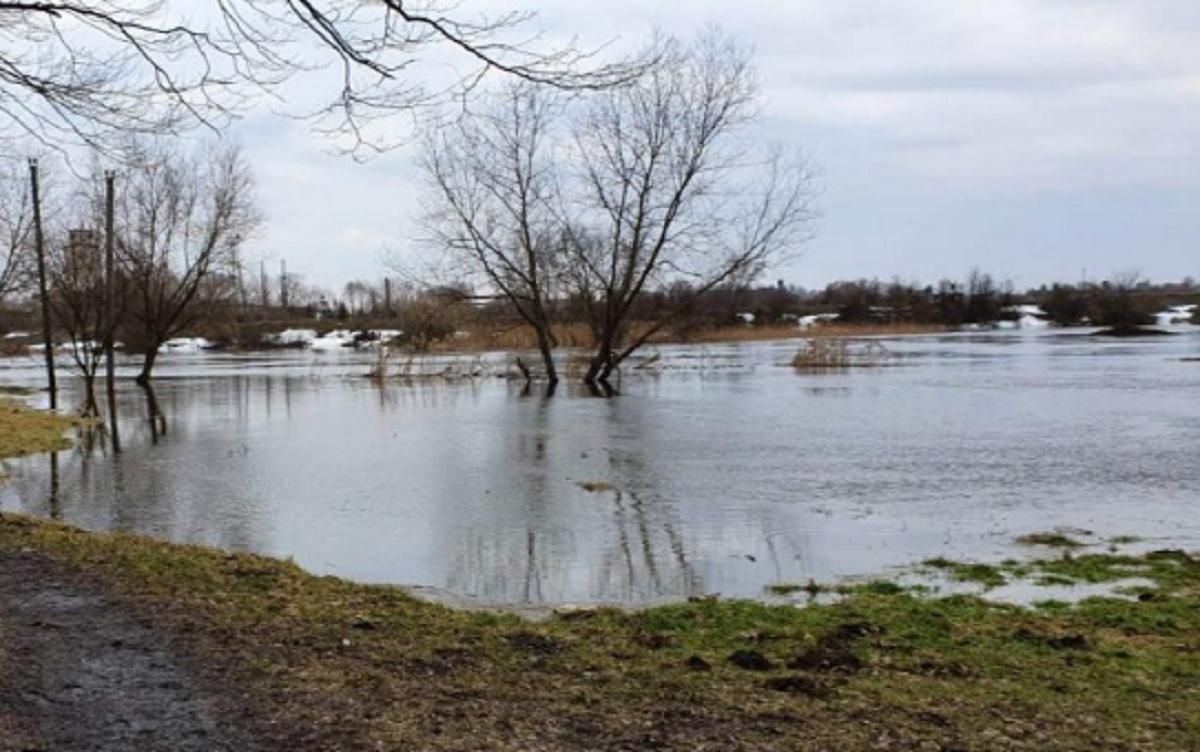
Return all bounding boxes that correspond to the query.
[2,329,1198,605]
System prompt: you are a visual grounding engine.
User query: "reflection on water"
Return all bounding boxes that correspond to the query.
[2,329,1199,605]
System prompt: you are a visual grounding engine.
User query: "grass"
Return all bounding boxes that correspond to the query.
[1109,535,1144,545]
[1,514,1198,750]
[430,321,945,354]
[792,338,892,370]
[1017,532,1088,549]
[576,480,615,493]
[689,322,946,343]
[0,397,78,480]
[923,558,1009,589]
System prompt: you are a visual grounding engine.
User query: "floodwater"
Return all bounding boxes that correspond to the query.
[2,329,1198,606]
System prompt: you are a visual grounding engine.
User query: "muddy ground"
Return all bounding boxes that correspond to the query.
[0,550,273,752]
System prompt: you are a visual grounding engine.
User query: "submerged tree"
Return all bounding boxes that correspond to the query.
[116,141,260,385]
[422,83,565,382]
[46,227,109,416]
[567,33,815,384]
[420,31,816,387]
[0,1,646,155]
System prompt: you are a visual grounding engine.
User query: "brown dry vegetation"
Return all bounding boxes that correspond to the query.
[430,321,945,354]
[689,322,946,343]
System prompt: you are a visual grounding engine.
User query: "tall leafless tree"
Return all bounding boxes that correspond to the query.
[566,32,816,385]
[116,140,260,385]
[46,225,114,416]
[0,1,647,155]
[421,82,565,382]
[419,31,816,388]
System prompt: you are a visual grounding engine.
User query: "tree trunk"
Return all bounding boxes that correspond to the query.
[136,345,160,387]
[584,321,619,386]
[534,325,558,384]
[82,372,99,419]
[141,383,166,442]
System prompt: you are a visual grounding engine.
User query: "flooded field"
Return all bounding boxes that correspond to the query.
[2,329,1198,606]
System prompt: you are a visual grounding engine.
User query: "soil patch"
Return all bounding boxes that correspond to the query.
[0,550,266,752]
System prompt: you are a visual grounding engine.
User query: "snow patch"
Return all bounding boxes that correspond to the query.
[266,329,318,347]
[309,329,356,351]
[162,337,214,353]
[1155,305,1196,326]
[797,313,840,328]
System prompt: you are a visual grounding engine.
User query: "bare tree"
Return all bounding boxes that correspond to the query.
[116,140,260,385]
[418,32,815,388]
[46,227,110,415]
[0,2,646,155]
[566,32,816,385]
[421,82,565,382]
[0,169,32,303]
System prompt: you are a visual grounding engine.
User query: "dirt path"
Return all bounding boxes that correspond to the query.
[0,550,264,752]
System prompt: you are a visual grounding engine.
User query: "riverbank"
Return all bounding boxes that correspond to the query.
[1,513,1197,750]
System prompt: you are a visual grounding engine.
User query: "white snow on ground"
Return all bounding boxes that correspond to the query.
[1155,305,1196,326]
[262,328,402,350]
[2,331,31,340]
[266,329,318,347]
[999,305,1050,329]
[309,329,356,351]
[797,313,840,328]
[162,337,214,353]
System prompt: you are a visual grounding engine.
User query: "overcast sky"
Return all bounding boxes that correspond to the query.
[233,1,1200,293]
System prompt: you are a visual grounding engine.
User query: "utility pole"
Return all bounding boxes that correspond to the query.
[280,259,288,309]
[30,159,56,409]
[384,277,392,316]
[104,171,120,452]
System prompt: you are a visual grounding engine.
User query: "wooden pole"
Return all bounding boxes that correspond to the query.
[104,171,120,452]
[29,159,56,409]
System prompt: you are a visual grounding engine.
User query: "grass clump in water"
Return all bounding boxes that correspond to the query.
[1016,531,1087,549]
[791,338,890,370]
[766,579,827,597]
[1108,535,1143,545]
[922,558,1008,589]
[576,480,615,493]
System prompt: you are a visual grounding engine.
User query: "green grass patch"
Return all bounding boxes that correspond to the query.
[1109,535,1144,545]
[922,557,1008,589]
[1016,531,1087,548]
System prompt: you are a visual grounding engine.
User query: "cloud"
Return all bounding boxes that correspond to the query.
[225,0,1200,290]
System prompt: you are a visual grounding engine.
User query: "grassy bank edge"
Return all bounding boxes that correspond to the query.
[1,512,1198,750]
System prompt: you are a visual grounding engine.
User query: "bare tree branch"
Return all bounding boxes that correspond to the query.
[0,1,650,156]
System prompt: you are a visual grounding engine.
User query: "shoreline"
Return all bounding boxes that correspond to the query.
[1,511,1197,749]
